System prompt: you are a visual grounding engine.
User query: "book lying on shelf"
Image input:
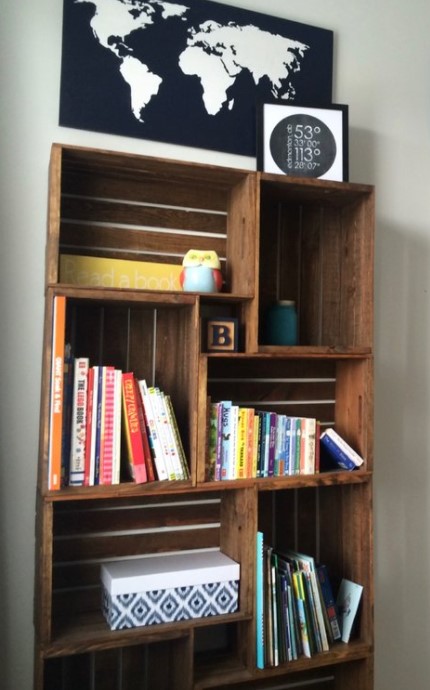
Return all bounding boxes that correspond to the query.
[60,254,183,291]
[336,578,363,643]
[320,428,364,471]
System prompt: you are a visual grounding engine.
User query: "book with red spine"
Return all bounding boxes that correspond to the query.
[121,372,148,484]
[134,377,155,482]
[48,295,66,491]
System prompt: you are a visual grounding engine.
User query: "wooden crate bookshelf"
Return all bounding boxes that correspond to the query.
[34,143,374,689]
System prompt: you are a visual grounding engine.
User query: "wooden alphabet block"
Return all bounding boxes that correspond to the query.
[206,318,238,352]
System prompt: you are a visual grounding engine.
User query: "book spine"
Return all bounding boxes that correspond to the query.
[60,343,73,487]
[48,295,66,491]
[236,407,247,479]
[138,380,168,481]
[213,402,223,481]
[288,417,297,476]
[314,421,321,473]
[301,417,316,475]
[252,413,260,479]
[284,417,292,476]
[208,401,218,481]
[292,571,311,658]
[274,414,285,477]
[136,381,155,482]
[294,418,302,475]
[89,365,99,485]
[83,366,95,486]
[220,401,232,480]
[160,390,184,480]
[164,394,189,480]
[245,409,255,479]
[148,387,177,480]
[121,372,148,484]
[260,412,270,477]
[112,368,122,484]
[256,531,265,669]
[267,412,277,477]
[317,564,341,641]
[93,366,104,485]
[228,405,239,480]
[69,357,89,486]
[100,366,116,485]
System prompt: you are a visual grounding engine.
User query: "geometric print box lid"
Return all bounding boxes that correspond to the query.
[101,550,240,595]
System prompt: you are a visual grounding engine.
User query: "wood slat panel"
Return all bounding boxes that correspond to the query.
[60,223,226,262]
[61,197,227,235]
[54,502,221,536]
[61,157,246,213]
[53,526,221,562]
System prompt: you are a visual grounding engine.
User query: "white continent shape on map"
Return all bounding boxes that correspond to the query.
[76,0,309,122]
[179,20,309,115]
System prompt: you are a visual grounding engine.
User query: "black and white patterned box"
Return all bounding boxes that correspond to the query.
[101,550,240,630]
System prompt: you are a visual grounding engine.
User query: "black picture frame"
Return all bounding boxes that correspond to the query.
[257,101,348,181]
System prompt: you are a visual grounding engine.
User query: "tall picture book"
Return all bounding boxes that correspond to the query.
[256,531,265,669]
[336,578,363,643]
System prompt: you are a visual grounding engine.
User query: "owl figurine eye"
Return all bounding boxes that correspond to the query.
[180,249,223,292]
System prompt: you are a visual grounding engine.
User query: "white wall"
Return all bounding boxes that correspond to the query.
[1,1,429,688]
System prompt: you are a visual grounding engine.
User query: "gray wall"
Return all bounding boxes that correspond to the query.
[1,1,429,688]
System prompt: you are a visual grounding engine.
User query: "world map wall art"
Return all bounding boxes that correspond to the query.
[59,0,334,157]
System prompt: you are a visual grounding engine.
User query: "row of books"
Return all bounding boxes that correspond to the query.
[255,535,363,668]
[48,296,189,490]
[208,401,320,481]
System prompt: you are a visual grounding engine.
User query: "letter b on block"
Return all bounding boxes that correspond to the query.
[206,318,238,352]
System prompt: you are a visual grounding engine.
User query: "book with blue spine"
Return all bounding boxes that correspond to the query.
[256,531,265,669]
[320,430,361,471]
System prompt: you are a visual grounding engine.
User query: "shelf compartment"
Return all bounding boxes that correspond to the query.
[258,482,373,648]
[41,635,193,690]
[39,288,199,492]
[195,649,372,688]
[48,143,257,300]
[198,355,372,483]
[258,174,374,350]
[41,489,255,650]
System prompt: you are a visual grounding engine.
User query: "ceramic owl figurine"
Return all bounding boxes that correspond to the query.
[180,249,223,292]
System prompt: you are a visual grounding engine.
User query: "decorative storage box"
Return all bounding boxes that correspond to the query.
[101,550,240,630]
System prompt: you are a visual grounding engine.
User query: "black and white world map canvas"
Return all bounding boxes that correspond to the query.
[60,0,333,156]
